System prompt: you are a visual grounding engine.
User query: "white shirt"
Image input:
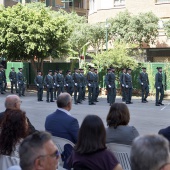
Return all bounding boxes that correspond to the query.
[57,108,71,116]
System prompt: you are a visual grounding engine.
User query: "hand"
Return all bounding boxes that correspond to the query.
[10,79,13,81]
[66,84,68,86]
[75,83,77,86]
[64,85,66,87]
[88,83,91,86]
[157,87,160,89]
[57,84,59,87]
[18,82,21,84]
[141,83,143,85]
[37,84,39,86]
[108,85,111,88]
[122,84,124,87]
[126,85,129,88]
[54,83,56,86]
[47,85,49,87]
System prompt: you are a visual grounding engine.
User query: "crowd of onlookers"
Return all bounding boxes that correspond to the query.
[0,93,170,170]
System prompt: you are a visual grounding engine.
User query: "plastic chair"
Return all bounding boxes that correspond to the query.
[106,143,131,170]
[0,155,20,170]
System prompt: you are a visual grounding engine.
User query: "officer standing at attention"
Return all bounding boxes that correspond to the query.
[56,69,65,97]
[44,70,54,103]
[53,70,58,100]
[105,68,111,103]
[155,67,164,106]
[87,67,95,105]
[139,67,149,103]
[0,65,4,94]
[125,68,133,104]
[72,68,81,104]
[34,70,44,101]
[80,68,86,101]
[94,68,99,102]
[65,70,74,96]
[106,67,116,106]
[119,68,126,102]
[17,68,26,97]
[1,66,7,92]
[9,67,18,94]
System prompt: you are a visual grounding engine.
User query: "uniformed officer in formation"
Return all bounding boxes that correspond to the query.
[53,70,58,100]
[139,67,149,103]
[94,68,99,102]
[9,67,18,94]
[0,65,4,94]
[17,68,26,97]
[125,68,133,104]
[119,68,126,102]
[155,67,164,106]
[1,66,7,92]
[106,67,116,106]
[34,70,44,101]
[65,70,74,96]
[44,70,54,103]
[105,68,111,103]
[56,69,65,97]
[72,68,81,104]
[87,67,96,105]
[79,68,86,101]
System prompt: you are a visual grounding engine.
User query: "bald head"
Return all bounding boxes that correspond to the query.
[5,95,21,110]
[57,93,72,110]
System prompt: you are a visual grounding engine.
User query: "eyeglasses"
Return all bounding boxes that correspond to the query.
[38,150,60,159]
[17,100,22,104]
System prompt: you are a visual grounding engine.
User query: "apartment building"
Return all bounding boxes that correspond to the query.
[0,0,89,16]
[88,0,170,62]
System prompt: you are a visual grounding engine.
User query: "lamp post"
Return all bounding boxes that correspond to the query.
[105,18,110,51]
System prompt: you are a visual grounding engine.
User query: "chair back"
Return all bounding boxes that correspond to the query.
[52,136,75,154]
[107,143,131,170]
[0,155,20,170]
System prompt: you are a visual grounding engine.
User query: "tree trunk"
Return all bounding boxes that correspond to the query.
[30,58,37,76]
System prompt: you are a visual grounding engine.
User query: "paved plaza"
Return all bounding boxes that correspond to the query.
[0,91,170,135]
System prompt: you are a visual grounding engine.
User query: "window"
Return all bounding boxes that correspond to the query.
[114,0,125,6]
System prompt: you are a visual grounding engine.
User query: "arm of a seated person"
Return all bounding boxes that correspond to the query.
[113,164,123,170]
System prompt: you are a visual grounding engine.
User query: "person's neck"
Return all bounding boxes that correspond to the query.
[62,107,70,111]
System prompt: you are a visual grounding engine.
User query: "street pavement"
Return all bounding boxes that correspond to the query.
[0,91,170,135]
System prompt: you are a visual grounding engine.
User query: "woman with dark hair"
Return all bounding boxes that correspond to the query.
[67,115,122,170]
[106,103,139,145]
[0,109,28,157]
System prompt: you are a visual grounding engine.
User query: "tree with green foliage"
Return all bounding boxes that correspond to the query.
[109,10,159,46]
[0,3,72,74]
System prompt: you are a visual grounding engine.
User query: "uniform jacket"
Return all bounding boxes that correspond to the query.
[34,75,43,88]
[9,71,17,82]
[108,72,116,88]
[17,72,25,84]
[44,74,54,88]
[56,73,65,86]
[86,72,95,87]
[94,73,99,87]
[138,72,149,86]
[65,74,74,87]
[119,73,126,86]
[72,73,80,86]
[125,73,133,88]
[155,72,163,88]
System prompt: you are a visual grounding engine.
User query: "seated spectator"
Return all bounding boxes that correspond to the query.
[67,115,122,170]
[130,134,170,170]
[106,103,139,145]
[19,131,59,170]
[0,95,36,134]
[45,92,79,169]
[0,109,28,157]
[158,126,170,142]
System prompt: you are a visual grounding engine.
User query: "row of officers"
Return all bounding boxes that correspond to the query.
[0,64,165,106]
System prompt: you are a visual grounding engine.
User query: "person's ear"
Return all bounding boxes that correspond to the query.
[34,158,44,170]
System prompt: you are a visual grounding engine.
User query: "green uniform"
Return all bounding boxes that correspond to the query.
[125,73,133,104]
[9,70,18,93]
[107,72,116,105]
[0,71,3,94]
[155,72,164,105]
[139,72,149,102]
[94,72,99,102]
[44,74,54,102]
[105,73,110,103]
[87,71,95,105]
[73,72,81,104]
[17,71,25,96]
[56,73,65,97]
[2,70,7,92]
[53,73,58,100]
[119,72,126,102]
[65,74,74,96]
[34,75,44,101]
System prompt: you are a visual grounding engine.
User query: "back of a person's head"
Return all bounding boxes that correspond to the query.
[57,92,71,108]
[0,109,28,155]
[75,115,106,154]
[5,95,20,109]
[106,103,130,128]
[130,134,170,170]
[19,131,51,170]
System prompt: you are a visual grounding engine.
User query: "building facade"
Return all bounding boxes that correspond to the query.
[88,0,170,62]
[0,0,89,16]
